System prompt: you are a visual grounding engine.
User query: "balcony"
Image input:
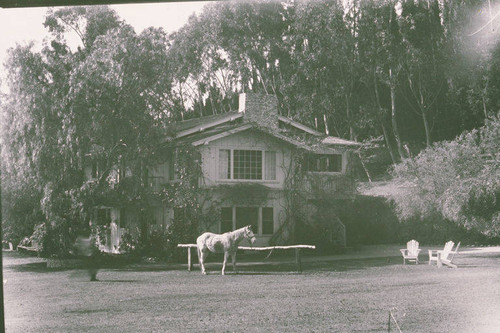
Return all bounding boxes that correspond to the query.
[302,172,356,199]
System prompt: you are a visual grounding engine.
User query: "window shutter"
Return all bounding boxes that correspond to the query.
[221,207,233,233]
[265,151,276,180]
[219,149,230,179]
[262,207,274,235]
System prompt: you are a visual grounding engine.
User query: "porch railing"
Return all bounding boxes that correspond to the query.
[302,173,356,198]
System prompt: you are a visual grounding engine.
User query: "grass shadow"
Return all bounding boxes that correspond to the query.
[64,308,108,314]
[225,271,302,275]
[195,269,302,275]
[112,263,186,272]
[10,262,49,273]
[97,279,138,283]
[304,255,402,272]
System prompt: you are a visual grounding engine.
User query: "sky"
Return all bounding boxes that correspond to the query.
[0,1,210,92]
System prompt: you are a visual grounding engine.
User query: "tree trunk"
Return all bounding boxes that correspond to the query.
[374,70,396,164]
[357,151,372,183]
[419,84,432,147]
[389,69,406,159]
[323,114,329,135]
[346,93,354,140]
[422,109,432,147]
[381,122,397,165]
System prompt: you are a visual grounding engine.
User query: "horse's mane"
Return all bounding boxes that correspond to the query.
[228,226,247,239]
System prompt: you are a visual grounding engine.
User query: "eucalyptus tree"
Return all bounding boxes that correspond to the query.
[399,0,448,148]
[285,0,361,138]
[43,5,122,51]
[1,44,49,244]
[357,1,407,162]
[167,9,238,119]
[1,6,174,253]
[438,0,490,134]
[166,0,294,119]
[216,0,290,96]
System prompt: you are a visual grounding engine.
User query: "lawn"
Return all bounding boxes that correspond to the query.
[3,248,500,333]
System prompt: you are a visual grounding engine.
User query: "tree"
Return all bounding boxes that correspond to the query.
[399,0,448,148]
[1,6,174,254]
[167,10,238,119]
[283,0,361,137]
[43,6,122,51]
[357,1,406,163]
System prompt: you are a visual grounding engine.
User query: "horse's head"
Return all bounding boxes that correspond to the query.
[244,225,256,245]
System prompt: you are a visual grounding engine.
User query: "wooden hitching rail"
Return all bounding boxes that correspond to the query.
[177,244,316,273]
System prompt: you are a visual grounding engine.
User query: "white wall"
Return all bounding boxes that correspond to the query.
[199,130,293,189]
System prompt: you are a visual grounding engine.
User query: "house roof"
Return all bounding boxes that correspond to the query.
[172,123,244,146]
[322,136,362,147]
[173,123,310,149]
[191,124,253,146]
[277,115,323,136]
[173,111,243,138]
[165,110,361,151]
[173,123,343,154]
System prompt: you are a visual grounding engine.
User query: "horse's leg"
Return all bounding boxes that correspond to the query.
[222,251,228,275]
[231,251,237,273]
[198,247,207,275]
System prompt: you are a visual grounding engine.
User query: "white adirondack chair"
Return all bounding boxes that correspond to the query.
[428,241,460,268]
[400,240,421,265]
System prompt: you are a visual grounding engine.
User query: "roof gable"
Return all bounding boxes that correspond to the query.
[277,115,323,136]
[166,110,360,150]
[184,124,346,153]
[168,111,243,139]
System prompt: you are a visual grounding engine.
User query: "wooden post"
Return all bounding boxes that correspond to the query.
[187,247,192,271]
[437,252,442,268]
[295,248,302,273]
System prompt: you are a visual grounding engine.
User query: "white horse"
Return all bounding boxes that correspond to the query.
[196,225,256,275]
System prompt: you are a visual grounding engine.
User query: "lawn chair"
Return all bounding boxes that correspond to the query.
[428,241,460,268]
[400,240,421,265]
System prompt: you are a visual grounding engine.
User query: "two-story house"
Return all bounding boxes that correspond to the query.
[87,93,360,252]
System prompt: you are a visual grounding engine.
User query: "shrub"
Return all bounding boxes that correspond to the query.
[390,114,500,237]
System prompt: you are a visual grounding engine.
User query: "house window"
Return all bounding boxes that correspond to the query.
[95,208,111,225]
[262,207,274,235]
[218,149,276,181]
[221,207,232,233]
[305,154,342,173]
[220,206,274,236]
[234,150,262,180]
[120,209,131,229]
[236,207,258,232]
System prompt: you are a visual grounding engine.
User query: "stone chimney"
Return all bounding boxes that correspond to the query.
[238,93,278,130]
